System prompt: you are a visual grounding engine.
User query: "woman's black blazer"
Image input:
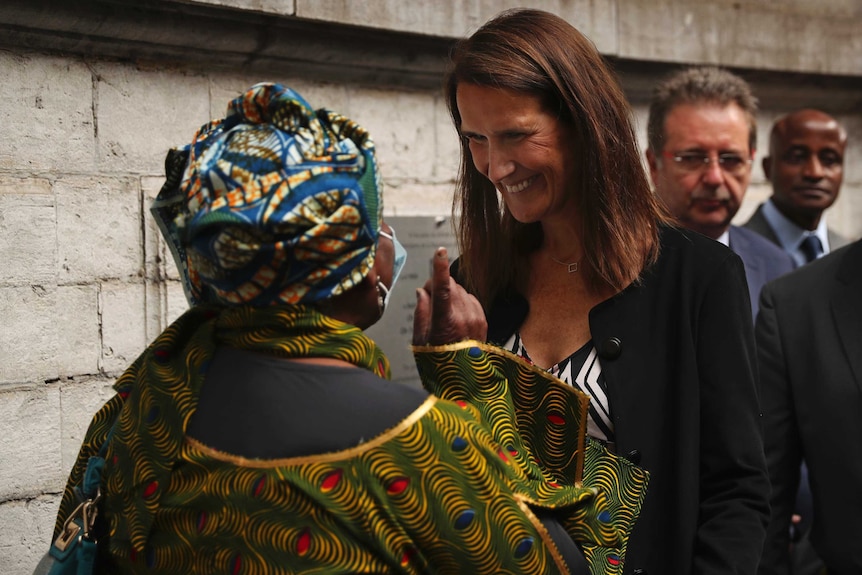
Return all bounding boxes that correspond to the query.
[463,226,770,575]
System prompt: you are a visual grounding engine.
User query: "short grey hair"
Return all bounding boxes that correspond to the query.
[647,66,758,154]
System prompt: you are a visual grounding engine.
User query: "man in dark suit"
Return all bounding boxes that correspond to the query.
[745,109,850,267]
[756,238,862,574]
[646,66,794,317]
[645,68,811,572]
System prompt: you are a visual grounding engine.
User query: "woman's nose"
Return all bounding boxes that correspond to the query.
[487,145,515,182]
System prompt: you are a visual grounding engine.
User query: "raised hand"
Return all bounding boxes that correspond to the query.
[412,247,487,346]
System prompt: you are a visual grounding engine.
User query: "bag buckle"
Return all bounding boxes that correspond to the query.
[54,504,83,552]
[81,488,101,539]
[53,488,102,552]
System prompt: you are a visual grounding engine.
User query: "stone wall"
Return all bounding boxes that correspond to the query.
[1,1,860,572]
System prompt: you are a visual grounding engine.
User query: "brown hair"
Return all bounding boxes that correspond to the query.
[647,66,759,155]
[446,8,666,307]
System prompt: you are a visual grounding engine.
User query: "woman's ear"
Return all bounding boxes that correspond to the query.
[319,266,382,331]
[363,264,379,288]
[352,268,384,330]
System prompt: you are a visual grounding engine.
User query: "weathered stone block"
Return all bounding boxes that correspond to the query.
[431,95,461,183]
[0,177,56,286]
[0,286,57,385]
[551,0,618,54]
[298,0,616,52]
[0,386,62,500]
[730,5,861,77]
[349,88,437,181]
[100,280,147,374]
[382,182,454,217]
[298,0,477,37]
[619,0,723,66]
[55,285,100,378]
[55,176,143,283]
[0,52,95,173]
[93,62,211,175]
[0,494,62,575]
[618,0,862,76]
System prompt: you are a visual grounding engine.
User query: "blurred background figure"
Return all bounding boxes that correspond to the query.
[745,109,849,267]
[646,65,794,317]
[746,109,849,574]
[446,9,769,574]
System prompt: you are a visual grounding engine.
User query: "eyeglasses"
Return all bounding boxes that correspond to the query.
[663,151,751,176]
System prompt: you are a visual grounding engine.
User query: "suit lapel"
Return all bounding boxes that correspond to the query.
[830,242,862,394]
[729,227,765,314]
[744,205,782,247]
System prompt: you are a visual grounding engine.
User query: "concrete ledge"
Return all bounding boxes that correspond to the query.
[2,0,861,93]
[0,0,454,90]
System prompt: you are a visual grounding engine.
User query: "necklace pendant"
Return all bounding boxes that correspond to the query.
[549,253,580,272]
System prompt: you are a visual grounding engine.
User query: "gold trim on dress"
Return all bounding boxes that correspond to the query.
[515,496,572,575]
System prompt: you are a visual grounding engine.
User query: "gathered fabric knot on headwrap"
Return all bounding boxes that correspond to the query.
[152,82,383,306]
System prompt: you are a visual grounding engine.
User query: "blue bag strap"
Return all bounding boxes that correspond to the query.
[47,415,119,571]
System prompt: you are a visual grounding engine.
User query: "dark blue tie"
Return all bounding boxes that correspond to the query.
[799,235,823,263]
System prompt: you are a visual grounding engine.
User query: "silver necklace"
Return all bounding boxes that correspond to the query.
[549,255,579,273]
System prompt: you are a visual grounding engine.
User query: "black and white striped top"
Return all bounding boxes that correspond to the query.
[504,332,614,443]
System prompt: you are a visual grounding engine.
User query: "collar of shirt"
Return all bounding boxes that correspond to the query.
[716,229,730,247]
[763,199,830,266]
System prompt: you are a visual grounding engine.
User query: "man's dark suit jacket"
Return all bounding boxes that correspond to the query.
[463,226,770,575]
[744,203,850,264]
[728,225,794,317]
[756,239,862,574]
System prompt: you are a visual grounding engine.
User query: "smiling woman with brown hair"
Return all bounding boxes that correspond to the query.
[445,8,770,574]
[448,11,663,305]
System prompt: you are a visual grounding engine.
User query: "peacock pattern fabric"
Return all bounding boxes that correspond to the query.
[413,342,649,571]
[56,305,647,574]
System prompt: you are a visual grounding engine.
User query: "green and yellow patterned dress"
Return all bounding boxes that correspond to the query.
[55,305,647,574]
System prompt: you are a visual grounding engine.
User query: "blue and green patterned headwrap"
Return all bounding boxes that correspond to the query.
[151,82,383,306]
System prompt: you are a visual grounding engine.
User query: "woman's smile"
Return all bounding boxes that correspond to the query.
[500,175,539,194]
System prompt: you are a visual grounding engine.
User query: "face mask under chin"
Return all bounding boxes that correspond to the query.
[376,227,407,314]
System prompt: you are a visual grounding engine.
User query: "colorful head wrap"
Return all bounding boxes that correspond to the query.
[151,82,383,306]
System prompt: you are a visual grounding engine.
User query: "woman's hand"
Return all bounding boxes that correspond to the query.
[412,247,487,345]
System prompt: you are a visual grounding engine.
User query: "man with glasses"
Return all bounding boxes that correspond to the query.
[646,66,794,317]
[647,67,821,574]
[745,109,849,267]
